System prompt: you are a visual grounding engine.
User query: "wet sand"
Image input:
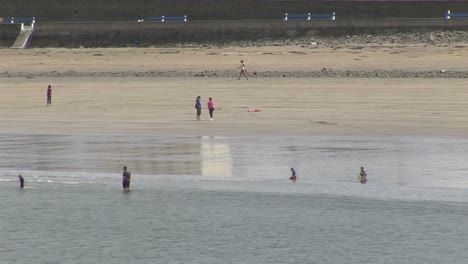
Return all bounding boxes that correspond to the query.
[1,45,468,137]
[1,77,468,136]
[1,45,468,73]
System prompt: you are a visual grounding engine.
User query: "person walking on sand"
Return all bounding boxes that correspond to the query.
[289,168,297,182]
[195,96,202,121]
[122,166,131,192]
[46,84,52,106]
[358,166,367,184]
[207,97,216,121]
[18,174,25,189]
[238,60,248,80]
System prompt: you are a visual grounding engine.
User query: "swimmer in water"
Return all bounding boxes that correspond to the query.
[122,166,131,192]
[358,166,367,184]
[289,168,297,182]
[18,174,25,189]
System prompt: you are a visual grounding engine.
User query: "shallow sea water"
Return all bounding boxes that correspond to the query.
[1,134,468,264]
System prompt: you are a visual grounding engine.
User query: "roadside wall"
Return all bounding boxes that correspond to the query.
[1,0,468,21]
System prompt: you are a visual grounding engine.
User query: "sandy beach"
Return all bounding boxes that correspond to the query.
[1,44,468,137]
[3,41,468,264]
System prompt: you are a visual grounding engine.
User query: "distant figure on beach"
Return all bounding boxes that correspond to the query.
[122,166,131,191]
[238,60,249,80]
[290,168,297,182]
[358,166,367,184]
[18,174,25,189]
[195,96,202,121]
[207,97,216,121]
[46,84,52,106]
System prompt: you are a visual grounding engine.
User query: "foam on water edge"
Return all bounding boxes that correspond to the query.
[2,169,468,203]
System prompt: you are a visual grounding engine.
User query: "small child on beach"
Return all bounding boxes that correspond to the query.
[46,84,52,106]
[195,96,202,120]
[207,97,216,121]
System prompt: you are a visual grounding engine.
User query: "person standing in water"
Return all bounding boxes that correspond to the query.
[207,97,216,121]
[289,168,297,182]
[18,174,25,189]
[358,166,367,184]
[46,84,52,106]
[238,60,249,80]
[122,166,131,191]
[195,96,202,121]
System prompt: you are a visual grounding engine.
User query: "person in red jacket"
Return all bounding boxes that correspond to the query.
[46,84,52,106]
[207,97,216,121]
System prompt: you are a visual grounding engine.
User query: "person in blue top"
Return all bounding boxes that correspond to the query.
[195,96,202,121]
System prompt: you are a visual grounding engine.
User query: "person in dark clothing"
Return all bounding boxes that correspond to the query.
[289,168,297,182]
[46,85,52,106]
[195,96,202,121]
[122,166,131,191]
[358,166,367,184]
[18,174,25,189]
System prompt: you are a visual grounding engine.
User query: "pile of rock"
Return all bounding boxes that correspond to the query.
[169,30,468,48]
[2,69,467,78]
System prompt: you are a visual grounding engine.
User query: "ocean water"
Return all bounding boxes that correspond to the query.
[1,134,468,264]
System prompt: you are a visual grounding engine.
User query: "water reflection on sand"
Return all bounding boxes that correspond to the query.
[0,134,467,188]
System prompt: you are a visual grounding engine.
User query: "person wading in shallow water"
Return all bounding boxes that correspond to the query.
[358,166,367,184]
[18,174,25,189]
[122,166,131,192]
[290,168,297,182]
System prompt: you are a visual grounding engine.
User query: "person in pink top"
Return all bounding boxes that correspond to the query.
[46,84,52,106]
[207,97,216,121]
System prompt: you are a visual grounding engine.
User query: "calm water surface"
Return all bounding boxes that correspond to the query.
[1,134,468,263]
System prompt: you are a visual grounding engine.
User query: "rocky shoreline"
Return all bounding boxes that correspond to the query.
[170,30,468,48]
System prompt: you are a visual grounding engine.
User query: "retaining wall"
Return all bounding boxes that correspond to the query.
[0,24,20,46]
[28,19,468,47]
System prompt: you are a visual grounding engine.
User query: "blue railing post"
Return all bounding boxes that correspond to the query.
[284,12,336,21]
